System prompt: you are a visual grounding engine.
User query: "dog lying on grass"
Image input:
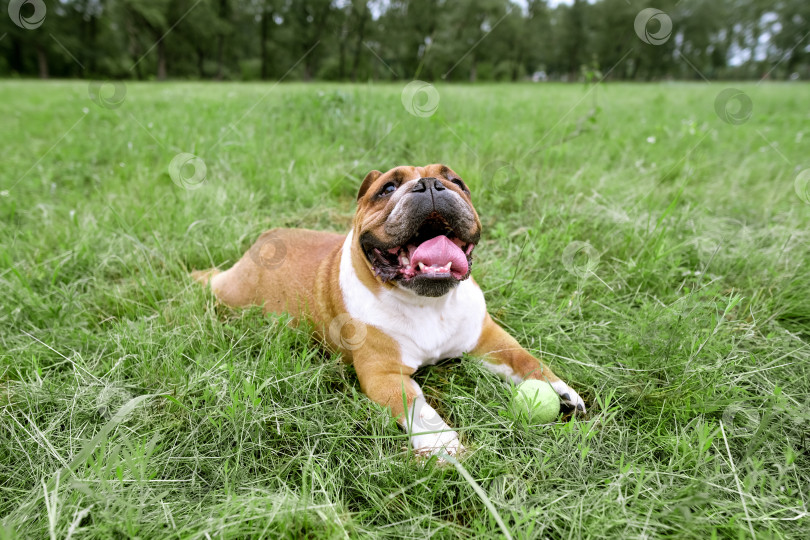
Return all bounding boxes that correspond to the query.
[194,164,585,458]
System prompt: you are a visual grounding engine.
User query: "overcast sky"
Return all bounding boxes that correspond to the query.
[511,0,576,11]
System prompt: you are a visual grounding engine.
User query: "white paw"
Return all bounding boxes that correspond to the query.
[551,380,587,414]
[405,396,465,461]
[411,430,464,460]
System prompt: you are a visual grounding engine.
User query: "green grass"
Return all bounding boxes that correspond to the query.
[1,80,809,538]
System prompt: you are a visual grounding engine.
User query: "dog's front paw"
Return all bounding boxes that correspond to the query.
[411,430,464,460]
[551,380,586,415]
[406,396,465,461]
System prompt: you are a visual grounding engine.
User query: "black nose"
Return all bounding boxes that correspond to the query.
[412,177,445,193]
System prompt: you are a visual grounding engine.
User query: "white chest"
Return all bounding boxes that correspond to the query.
[339,232,487,370]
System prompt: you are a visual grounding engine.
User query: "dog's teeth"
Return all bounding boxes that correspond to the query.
[445,262,452,270]
[418,262,426,271]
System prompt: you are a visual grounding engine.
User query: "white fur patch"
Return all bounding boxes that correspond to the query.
[404,394,463,458]
[551,380,587,412]
[482,361,523,385]
[339,231,487,370]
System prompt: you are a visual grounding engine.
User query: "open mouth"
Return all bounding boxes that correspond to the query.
[363,213,476,283]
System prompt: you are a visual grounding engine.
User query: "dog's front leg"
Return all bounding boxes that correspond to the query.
[350,330,463,458]
[355,365,464,458]
[472,314,586,414]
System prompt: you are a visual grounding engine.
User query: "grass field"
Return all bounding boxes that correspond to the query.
[1,80,809,538]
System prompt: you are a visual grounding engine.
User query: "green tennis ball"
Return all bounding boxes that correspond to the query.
[513,380,560,423]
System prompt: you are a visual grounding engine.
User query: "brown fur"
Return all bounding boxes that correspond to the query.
[194,163,578,440]
[472,313,561,383]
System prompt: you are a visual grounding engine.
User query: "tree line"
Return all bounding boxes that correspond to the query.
[2,0,808,82]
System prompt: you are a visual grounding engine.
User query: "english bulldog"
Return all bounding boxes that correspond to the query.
[193,164,586,459]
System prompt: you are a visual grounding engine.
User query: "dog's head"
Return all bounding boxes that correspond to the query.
[353,164,481,298]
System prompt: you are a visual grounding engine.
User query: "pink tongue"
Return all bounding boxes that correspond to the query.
[410,235,468,275]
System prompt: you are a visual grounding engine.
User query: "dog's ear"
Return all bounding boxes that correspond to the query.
[357,170,382,200]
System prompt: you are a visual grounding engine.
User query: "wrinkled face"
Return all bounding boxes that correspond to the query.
[354,164,481,297]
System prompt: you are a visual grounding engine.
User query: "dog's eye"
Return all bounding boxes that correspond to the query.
[379,182,397,196]
[451,178,469,193]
